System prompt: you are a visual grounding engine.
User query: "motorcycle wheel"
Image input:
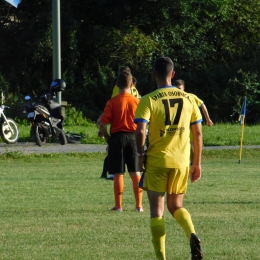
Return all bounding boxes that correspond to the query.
[32,125,47,147]
[58,130,67,145]
[0,118,19,144]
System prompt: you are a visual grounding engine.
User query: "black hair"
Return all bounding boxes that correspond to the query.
[153,57,174,80]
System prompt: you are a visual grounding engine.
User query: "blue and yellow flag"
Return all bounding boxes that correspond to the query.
[238,97,246,164]
[5,0,21,8]
[238,97,246,125]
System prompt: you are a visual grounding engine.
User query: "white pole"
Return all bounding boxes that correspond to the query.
[52,0,61,103]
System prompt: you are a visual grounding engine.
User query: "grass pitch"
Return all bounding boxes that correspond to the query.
[0,149,259,259]
[15,122,260,146]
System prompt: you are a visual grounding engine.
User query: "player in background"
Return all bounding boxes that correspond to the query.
[100,71,143,212]
[97,67,141,180]
[174,80,213,127]
[135,57,203,259]
[174,79,213,163]
[96,115,110,179]
[111,66,141,99]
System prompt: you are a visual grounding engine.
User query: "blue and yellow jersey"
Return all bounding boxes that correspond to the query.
[111,85,140,99]
[190,93,204,107]
[189,93,204,141]
[134,86,202,168]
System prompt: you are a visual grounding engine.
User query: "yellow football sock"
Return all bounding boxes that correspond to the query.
[173,208,195,240]
[150,217,166,260]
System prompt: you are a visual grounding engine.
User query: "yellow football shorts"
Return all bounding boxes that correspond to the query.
[139,162,189,194]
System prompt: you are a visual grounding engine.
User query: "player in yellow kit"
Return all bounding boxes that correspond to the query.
[174,79,213,127]
[174,79,213,163]
[135,57,203,260]
[111,75,140,99]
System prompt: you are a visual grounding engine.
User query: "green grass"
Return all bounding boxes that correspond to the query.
[202,123,260,146]
[14,123,107,145]
[0,149,259,259]
[14,122,260,146]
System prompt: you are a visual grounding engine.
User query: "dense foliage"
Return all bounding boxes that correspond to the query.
[0,0,260,123]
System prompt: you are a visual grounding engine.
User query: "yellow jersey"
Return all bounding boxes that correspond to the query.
[111,85,140,99]
[190,93,204,107]
[134,86,202,168]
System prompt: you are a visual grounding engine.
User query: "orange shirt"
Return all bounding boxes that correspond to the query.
[100,92,139,134]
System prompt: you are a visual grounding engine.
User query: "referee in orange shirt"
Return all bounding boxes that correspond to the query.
[99,71,143,212]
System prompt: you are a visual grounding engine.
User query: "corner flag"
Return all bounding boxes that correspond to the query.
[5,0,21,8]
[239,97,247,125]
[238,97,246,164]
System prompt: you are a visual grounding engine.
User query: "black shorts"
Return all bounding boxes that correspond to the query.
[108,132,139,174]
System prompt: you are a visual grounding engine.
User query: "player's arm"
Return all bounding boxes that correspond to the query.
[99,121,110,143]
[135,122,146,153]
[135,121,147,172]
[190,122,203,182]
[96,113,104,138]
[201,104,213,127]
[99,102,112,143]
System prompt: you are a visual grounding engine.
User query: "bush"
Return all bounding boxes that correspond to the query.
[64,105,93,126]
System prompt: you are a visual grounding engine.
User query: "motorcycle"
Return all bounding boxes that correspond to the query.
[0,105,19,144]
[24,79,67,147]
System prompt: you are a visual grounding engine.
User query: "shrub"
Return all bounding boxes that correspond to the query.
[64,105,93,126]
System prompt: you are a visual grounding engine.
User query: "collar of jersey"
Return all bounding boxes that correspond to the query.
[158,85,177,89]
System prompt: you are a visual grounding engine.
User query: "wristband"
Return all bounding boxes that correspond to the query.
[136,152,145,157]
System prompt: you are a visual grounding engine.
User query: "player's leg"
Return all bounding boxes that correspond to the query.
[111,174,124,211]
[129,171,143,211]
[109,133,125,211]
[168,195,202,260]
[125,133,143,211]
[103,145,114,180]
[148,190,166,260]
[145,165,169,260]
[100,155,109,178]
[166,167,203,259]
[167,193,196,238]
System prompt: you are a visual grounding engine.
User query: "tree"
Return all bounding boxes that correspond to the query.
[0,0,260,122]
